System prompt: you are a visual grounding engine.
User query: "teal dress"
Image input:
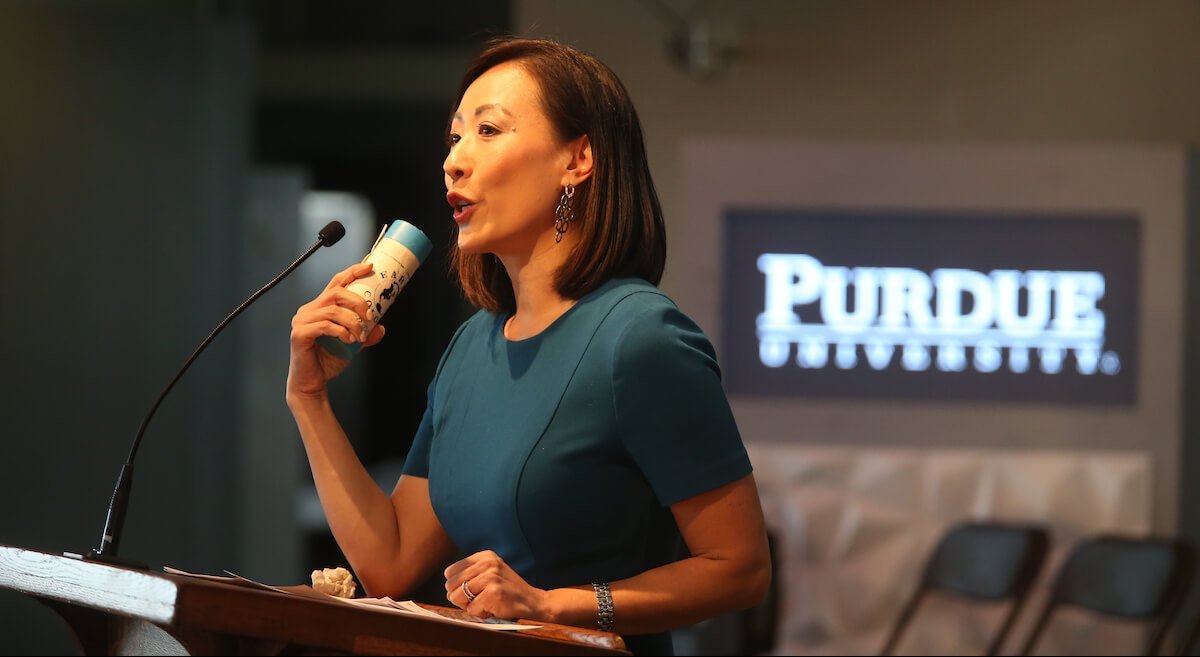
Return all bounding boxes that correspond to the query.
[403,278,752,655]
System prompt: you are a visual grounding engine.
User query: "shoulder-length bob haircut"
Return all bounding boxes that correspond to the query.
[448,37,666,314]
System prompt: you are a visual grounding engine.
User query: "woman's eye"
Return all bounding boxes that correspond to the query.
[479,124,498,136]
[447,133,461,147]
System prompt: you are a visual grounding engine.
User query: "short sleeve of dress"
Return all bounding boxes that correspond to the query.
[401,381,435,478]
[402,317,475,479]
[612,301,752,507]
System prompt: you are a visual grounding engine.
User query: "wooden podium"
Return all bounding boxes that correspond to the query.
[0,545,628,655]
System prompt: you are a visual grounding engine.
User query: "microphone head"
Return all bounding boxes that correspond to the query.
[318,221,346,247]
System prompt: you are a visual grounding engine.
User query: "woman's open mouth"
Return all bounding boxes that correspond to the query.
[447,191,476,223]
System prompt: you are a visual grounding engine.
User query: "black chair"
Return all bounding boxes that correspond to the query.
[880,521,1051,656]
[1018,534,1195,656]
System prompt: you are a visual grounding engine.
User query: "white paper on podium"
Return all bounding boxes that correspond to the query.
[163,566,539,631]
[341,596,539,630]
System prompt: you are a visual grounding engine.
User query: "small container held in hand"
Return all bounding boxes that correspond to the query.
[318,219,432,360]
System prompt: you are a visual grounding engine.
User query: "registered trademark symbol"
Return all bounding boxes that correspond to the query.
[1100,352,1121,375]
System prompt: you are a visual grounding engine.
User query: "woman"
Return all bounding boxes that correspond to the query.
[286,37,770,655]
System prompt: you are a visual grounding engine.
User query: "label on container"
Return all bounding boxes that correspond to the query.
[350,237,421,334]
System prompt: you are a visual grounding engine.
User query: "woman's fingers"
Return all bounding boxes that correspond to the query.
[361,323,386,348]
[291,319,356,345]
[302,281,380,334]
[287,263,373,395]
[323,262,373,293]
[444,556,526,620]
[297,262,379,344]
[324,304,369,338]
[449,575,494,617]
[294,303,366,342]
[444,550,497,583]
[326,287,372,320]
[444,551,505,606]
[452,578,479,607]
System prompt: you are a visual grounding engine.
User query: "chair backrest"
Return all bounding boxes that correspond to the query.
[1019,534,1196,656]
[880,521,1050,656]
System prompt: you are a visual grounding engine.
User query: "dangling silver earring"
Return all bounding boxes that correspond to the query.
[554,183,575,243]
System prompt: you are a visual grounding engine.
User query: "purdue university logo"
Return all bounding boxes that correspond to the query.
[756,254,1121,376]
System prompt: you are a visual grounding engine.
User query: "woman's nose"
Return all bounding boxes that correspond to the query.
[444,146,469,182]
[443,158,463,182]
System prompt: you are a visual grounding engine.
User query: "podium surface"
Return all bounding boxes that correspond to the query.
[0,545,628,655]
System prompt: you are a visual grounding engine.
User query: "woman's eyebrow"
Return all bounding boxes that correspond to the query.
[452,103,514,122]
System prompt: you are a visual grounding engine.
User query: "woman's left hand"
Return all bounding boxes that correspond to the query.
[444,550,549,620]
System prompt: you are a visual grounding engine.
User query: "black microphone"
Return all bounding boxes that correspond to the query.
[78,221,346,568]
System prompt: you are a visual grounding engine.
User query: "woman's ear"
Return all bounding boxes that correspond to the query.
[562,135,594,186]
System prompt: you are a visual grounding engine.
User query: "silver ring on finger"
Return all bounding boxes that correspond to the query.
[462,580,477,602]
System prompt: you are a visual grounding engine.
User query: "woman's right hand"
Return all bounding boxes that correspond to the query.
[286,262,385,404]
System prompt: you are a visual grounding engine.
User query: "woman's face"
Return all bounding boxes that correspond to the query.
[444,61,574,257]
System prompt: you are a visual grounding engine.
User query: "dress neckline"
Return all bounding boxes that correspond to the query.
[501,301,580,344]
[498,278,629,345]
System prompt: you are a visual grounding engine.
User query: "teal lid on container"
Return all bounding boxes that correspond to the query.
[385,219,432,264]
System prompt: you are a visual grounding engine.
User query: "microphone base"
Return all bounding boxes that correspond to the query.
[73,549,149,571]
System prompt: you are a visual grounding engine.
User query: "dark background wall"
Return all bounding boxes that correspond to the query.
[0,3,250,654]
[0,2,504,654]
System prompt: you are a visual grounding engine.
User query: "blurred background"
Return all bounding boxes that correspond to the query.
[1,0,1199,654]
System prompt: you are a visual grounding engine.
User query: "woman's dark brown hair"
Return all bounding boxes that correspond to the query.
[449,37,666,314]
